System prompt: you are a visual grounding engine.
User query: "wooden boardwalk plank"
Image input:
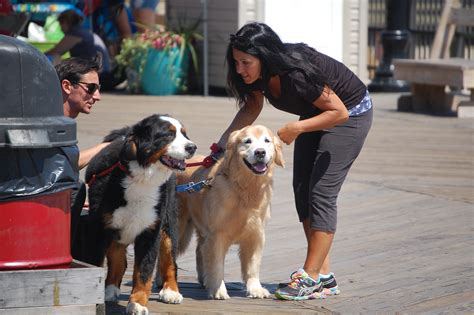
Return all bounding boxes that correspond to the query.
[74,92,474,314]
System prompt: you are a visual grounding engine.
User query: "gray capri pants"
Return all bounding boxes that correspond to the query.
[293,104,373,233]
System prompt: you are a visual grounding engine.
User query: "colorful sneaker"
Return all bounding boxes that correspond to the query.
[274,269,325,300]
[320,272,340,296]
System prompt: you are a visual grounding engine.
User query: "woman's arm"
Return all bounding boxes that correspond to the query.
[45,35,82,57]
[217,91,264,148]
[277,86,349,145]
[78,142,110,170]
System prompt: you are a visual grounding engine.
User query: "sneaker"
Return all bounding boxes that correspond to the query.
[278,271,341,296]
[320,272,340,296]
[274,269,325,300]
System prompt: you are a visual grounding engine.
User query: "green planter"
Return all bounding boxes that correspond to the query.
[140,47,190,96]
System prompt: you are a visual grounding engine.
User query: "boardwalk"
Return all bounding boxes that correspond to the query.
[76,92,474,314]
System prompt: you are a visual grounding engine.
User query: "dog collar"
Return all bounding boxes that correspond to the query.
[87,161,131,186]
[176,177,213,193]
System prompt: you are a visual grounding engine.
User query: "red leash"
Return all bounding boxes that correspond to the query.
[87,143,222,186]
[87,161,131,186]
[186,143,223,168]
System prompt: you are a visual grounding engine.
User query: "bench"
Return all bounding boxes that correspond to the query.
[393,0,474,117]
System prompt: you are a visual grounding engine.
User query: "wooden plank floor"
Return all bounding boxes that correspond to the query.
[76,92,474,314]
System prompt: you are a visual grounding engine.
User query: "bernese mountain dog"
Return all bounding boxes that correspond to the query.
[84,114,196,314]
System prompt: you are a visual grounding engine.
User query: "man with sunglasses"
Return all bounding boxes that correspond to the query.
[55,57,109,261]
[55,57,108,169]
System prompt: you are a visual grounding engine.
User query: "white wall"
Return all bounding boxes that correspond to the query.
[264,0,344,61]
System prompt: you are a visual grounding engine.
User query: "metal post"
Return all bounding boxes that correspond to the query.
[368,0,411,92]
[201,0,209,96]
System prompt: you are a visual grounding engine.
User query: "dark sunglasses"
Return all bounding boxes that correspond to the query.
[76,81,101,94]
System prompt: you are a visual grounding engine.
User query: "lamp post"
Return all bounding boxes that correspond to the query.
[368,0,411,92]
[201,0,209,96]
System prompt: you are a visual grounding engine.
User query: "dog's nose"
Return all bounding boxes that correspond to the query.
[255,148,266,161]
[185,143,197,155]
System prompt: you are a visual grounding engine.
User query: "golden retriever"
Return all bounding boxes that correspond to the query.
[176,125,284,299]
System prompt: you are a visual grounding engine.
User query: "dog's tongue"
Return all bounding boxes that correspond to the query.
[252,162,267,174]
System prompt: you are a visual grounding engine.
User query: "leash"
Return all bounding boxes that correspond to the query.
[178,143,221,193]
[86,160,211,193]
[186,143,223,168]
[176,177,213,193]
[87,143,220,189]
[87,161,131,186]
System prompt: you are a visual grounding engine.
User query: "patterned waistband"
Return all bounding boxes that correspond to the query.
[348,90,372,116]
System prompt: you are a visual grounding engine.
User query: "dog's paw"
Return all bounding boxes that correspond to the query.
[104,284,120,302]
[126,302,148,315]
[209,281,230,300]
[246,285,270,299]
[158,287,183,304]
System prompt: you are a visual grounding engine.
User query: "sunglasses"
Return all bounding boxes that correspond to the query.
[76,81,101,94]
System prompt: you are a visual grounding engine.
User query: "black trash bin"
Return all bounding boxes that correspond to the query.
[0,35,79,270]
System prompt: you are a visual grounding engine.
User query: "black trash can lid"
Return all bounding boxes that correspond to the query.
[0,35,76,148]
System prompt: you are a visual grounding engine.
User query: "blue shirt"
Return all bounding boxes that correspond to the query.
[67,26,96,59]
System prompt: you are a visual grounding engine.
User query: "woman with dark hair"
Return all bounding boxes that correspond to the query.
[218,22,373,301]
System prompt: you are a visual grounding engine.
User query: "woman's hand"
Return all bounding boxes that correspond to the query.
[277,121,302,145]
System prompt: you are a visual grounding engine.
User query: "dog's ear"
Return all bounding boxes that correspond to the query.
[222,129,241,171]
[273,135,285,167]
[121,137,137,161]
[225,129,241,152]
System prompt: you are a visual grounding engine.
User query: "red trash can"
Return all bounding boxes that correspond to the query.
[0,35,78,270]
[0,191,72,270]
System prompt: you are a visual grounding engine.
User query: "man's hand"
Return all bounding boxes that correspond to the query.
[79,142,110,170]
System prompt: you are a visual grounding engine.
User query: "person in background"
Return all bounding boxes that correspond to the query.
[47,9,121,90]
[219,22,373,300]
[130,0,159,32]
[46,9,97,63]
[86,0,134,57]
[55,57,109,253]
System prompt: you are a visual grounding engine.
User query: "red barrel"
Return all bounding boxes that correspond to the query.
[0,190,72,270]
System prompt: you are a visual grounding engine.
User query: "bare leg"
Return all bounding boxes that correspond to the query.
[115,8,132,39]
[302,218,334,279]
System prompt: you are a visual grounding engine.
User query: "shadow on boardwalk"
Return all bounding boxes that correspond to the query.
[77,92,474,314]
